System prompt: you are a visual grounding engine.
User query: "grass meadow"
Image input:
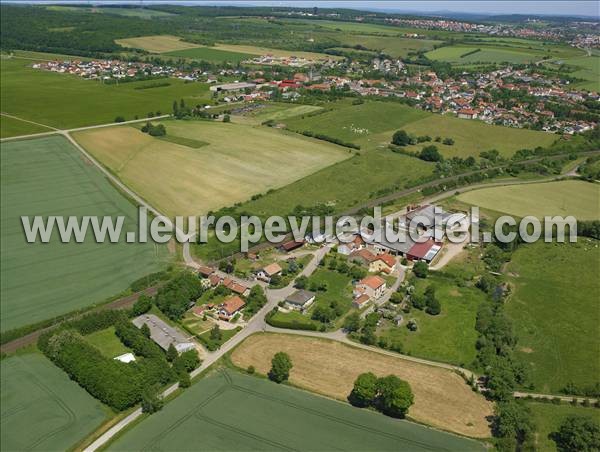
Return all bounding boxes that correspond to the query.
[1,353,109,451]
[231,333,493,438]
[337,35,442,58]
[115,35,199,53]
[284,99,555,157]
[505,240,600,394]
[426,45,545,64]
[284,100,429,150]
[0,56,211,131]
[163,46,256,63]
[84,326,132,358]
[0,136,168,332]
[0,114,53,138]
[73,120,350,217]
[378,274,484,367]
[457,180,600,220]
[400,114,557,158]
[527,402,600,452]
[108,370,485,451]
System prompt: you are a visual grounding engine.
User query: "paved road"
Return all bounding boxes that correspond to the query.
[85,244,332,451]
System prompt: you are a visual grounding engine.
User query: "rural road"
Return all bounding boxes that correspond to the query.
[4,114,597,449]
[85,244,332,451]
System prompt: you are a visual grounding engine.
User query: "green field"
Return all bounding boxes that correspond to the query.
[73,120,350,217]
[164,46,256,63]
[0,56,211,132]
[285,100,429,150]
[85,326,132,358]
[193,150,433,260]
[457,180,600,221]
[1,353,108,451]
[505,240,600,393]
[378,275,484,367]
[285,99,554,158]
[47,5,175,18]
[0,114,53,138]
[108,370,485,451]
[426,45,545,64]
[338,35,442,58]
[401,114,557,158]
[250,103,324,122]
[528,402,600,452]
[0,135,168,332]
[563,55,600,91]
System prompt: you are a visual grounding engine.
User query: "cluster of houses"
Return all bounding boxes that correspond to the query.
[244,54,336,67]
[382,17,568,42]
[341,66,598,134]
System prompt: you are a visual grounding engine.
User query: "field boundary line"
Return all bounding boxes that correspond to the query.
[1,112,59,131]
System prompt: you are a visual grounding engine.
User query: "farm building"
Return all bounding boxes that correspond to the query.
[209,82,256,93]
[218,296,246,321]
[406,239,442,263]
[133,314,195,353]
[284,290,316,312]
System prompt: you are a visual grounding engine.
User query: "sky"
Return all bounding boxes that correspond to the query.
[5,1,599,18]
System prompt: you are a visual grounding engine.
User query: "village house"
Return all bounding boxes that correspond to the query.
[198,266,214,278]
[338,234,365,255]
[256,263,283,282]
[354,275,387,300]
[352,293,371,309]
[281,239,304,253]
[349,249,396,274]
[218,296,246,321]
[222,278,250,297]
[284,290,316,312]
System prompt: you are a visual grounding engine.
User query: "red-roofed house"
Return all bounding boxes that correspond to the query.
[354,275,386,300]
[222,278,250,297]
[458,108,478,119]
[218,296,246,320]
[352,294,371,309]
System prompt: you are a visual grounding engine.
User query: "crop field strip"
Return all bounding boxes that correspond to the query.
[1,354,107,451]
[110,371,484,451]
[0,57,212,133]
[73,120,352,217]
[0,135,168,332]
[231,333,493,438]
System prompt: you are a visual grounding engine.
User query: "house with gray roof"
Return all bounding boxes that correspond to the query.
[284,290,316,312]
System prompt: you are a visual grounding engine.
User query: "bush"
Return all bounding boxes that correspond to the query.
[269,352,293,383]
[391,130,411,146]
[418,145,443,162]
[413,261,428,278]
[114,116,126,123]
[132,294,153,316]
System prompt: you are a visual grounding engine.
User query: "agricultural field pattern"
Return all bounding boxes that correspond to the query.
[0,2,598,452]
